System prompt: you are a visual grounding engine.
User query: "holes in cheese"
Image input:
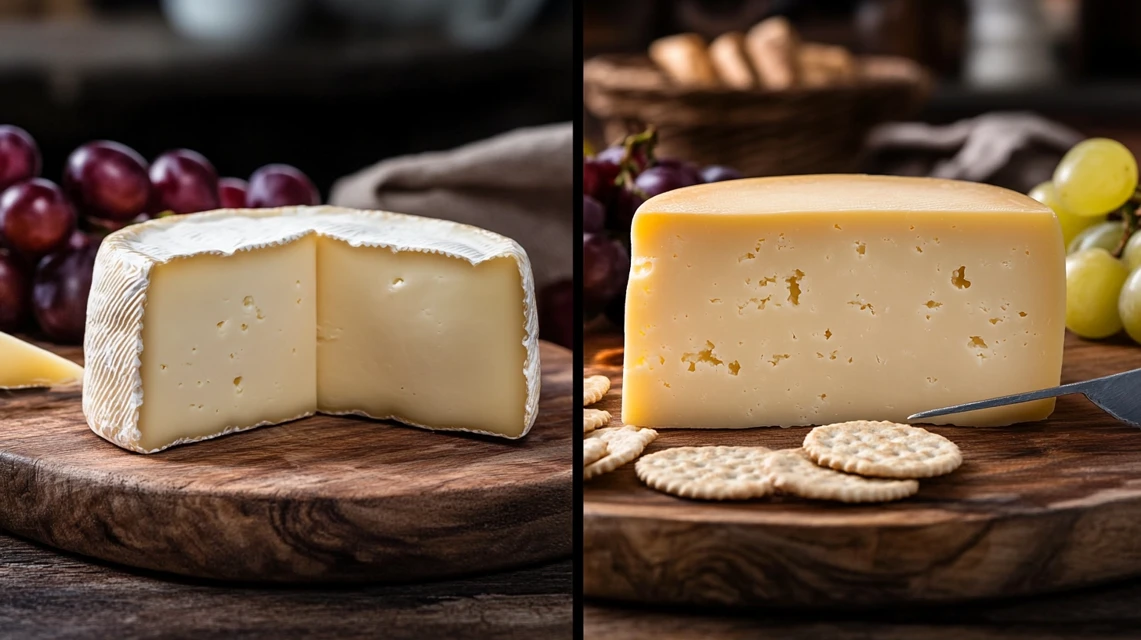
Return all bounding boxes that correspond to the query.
[622,175,1065,428]
[83,207,539,454]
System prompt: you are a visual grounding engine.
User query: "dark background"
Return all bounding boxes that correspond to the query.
[0,0,573,199]
[583,0,1141,151]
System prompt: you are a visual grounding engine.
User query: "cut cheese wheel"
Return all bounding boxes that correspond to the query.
[0,331,84,389]
[84,206,539,453]
[622,175,1065,428]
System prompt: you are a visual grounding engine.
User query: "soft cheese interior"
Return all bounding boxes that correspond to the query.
[623,175,1066,428]
[138,238,319,451]
[316,236,527,435]
[84,207,537,453]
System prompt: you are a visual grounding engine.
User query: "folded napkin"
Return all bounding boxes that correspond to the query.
[863,112,1084,195]
[329,123,573,291]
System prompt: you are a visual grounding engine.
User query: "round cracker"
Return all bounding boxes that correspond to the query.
[584,438,609,467]
[763,449,919,503]
[584,426,658,481]
[635,446,774,501]
[584,408,610,434]
[804,421,962,479]
[583,375,611,407]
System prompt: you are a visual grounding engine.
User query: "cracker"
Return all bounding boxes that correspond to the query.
[583,375,610,407]
[635,446,774,500]
[584,438,609,467]
[584,408,610,434]
[584,426,658,481]
[803,421,962,479]
[763,449,919,503]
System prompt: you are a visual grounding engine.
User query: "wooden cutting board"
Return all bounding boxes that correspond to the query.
[585,330,1141,608]
[0,340,571,583]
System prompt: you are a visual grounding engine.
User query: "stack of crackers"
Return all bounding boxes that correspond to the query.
[635,421,962,503]
[583,375,658,481]
[649,16,856,91]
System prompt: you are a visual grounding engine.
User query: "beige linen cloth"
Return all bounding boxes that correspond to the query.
[329,122,573,291]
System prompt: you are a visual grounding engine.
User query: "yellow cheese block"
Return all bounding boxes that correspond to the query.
[622,175,1066,428]
[0,331,84,389]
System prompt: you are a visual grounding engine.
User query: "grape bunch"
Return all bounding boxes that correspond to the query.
[583,127,742,328]
[0,125,321,344]
[1029,137,1141,343]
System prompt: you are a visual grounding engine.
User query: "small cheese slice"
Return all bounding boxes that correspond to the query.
[623,175,1065,428]
[84,206,539,453]
[0,331,84,388]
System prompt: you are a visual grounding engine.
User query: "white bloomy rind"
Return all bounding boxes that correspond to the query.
[83,206,540,454]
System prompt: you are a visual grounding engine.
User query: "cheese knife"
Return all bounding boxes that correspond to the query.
[907,368,1141,428]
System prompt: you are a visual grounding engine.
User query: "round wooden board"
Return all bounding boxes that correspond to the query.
[585,330,1141,608]
[0,340,571,583]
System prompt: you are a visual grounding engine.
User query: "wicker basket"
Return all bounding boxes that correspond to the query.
[583,53,932,177]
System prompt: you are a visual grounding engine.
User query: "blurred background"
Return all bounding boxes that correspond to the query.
[584,0,1141,184]
[0,0,572,196]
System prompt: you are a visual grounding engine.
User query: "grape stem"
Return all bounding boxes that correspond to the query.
[1113,201,1139,258]
[614,126,658,199]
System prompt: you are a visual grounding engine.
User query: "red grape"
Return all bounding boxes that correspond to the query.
[0,249,30,332]
[609,187,644,232]
[33,233,98,344]
[218,177,249,208]
[656,158,704,185]
[583,232,630,317]
[538,278,574,349]
[598,145,648,174]
[584,195,605,233]
[0,178,77,256]
[65,229,90,250]
[701,165,743,183]
[635,166,697,201]
[583,158,620,204]
[64,141,152,221]
[149,149,220,215]
[247,164,319,208]
[0,125,40,192]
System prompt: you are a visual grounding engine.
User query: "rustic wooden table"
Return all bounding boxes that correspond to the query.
[586,579,1141,640]
[584,325,1141,638]
[0,339,573,638]
[0,531,572,638]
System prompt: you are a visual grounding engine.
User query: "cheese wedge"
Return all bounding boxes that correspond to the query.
[0,331,84,389]
[84,206,539,453]
[622,175,1066,428]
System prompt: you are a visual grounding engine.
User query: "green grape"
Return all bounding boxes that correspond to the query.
[1120,267,1141,344]
[1028,181,1106,248]
[1066,248,1129,338]
[1067,220,1125,255]
[1054,138,1139,217]
[1123,231,1141,272]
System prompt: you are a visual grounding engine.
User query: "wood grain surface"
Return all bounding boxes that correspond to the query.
[584,328,1141,608]
[0,340,572,583]
[0,531,572,639]
[586,580,1141,640]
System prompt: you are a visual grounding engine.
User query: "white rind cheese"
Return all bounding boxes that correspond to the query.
[84,206,540,453]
